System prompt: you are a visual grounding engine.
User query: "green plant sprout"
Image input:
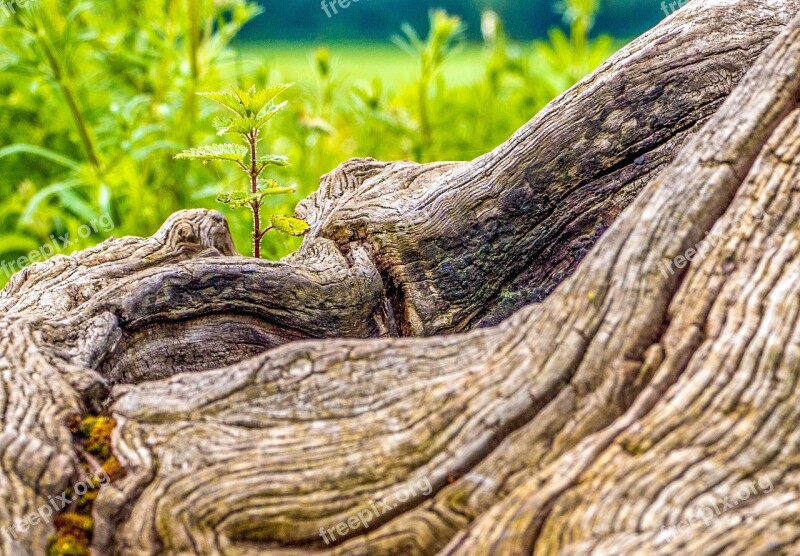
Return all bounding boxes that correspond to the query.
[175,84,309,258]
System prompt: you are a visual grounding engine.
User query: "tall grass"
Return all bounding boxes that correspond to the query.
[0,0,618,286]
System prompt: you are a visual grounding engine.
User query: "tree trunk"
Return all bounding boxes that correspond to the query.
[3,1,800,554]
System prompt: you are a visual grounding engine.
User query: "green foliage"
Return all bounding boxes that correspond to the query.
[536,0,616,93]
[0,0,620,286]
[175,144,249,163]
[393,10,466,75]
[271,215,310,237]
[0,0,269,279]
[258,154,291,167]
[393,10,466,161]
[177,85,304,258]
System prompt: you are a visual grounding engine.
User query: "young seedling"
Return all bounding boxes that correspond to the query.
[176,84,309,258]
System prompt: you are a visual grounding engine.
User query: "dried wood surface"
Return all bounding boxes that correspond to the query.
[2,1,800,554]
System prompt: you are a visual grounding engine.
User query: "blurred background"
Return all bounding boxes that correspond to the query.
[244,0,659,41]
[0,0,660,284]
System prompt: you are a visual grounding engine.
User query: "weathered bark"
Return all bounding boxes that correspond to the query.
[2,0,800,554]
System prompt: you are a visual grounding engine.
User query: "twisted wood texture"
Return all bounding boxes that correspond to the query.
[1,1,800,554]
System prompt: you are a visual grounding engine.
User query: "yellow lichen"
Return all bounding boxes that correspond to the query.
[48,512,92,556]
[47,534,90,556]
[101,456,127,482]
[51,413,126,556]
[77,416,117,460]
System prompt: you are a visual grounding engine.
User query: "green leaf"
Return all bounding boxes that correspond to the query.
[175,144,248,163]
[217,190,260,209]
[257,154,290,168]
[0,144,81,170]
[271,215,309,237]
[57,189,99,223]
[225,116,260,135]
[197,91,247,117]
[230,86,254,107]
[21,179,85,224]
[255,100,288,128]
[254,83,293,107]
[0,234,40,257]
[212,116,234,136]
[235,83,293,116]
[212,115,247,136]
[257,178,295,195]
[214,115,265,136]
[98,183,114,219]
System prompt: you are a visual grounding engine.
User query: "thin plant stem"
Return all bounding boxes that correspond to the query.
[35,27,101,169]
[248,131,261,258]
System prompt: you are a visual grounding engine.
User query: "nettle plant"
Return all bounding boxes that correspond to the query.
[176,85,309,258]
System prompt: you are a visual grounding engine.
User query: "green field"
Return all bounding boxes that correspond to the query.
[239,41,487,87]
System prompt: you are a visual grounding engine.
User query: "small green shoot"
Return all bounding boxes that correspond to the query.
[176,85,309,258]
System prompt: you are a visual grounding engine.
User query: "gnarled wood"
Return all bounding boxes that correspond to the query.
[2,1,800,555]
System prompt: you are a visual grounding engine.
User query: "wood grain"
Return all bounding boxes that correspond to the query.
[1,1,800,555]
